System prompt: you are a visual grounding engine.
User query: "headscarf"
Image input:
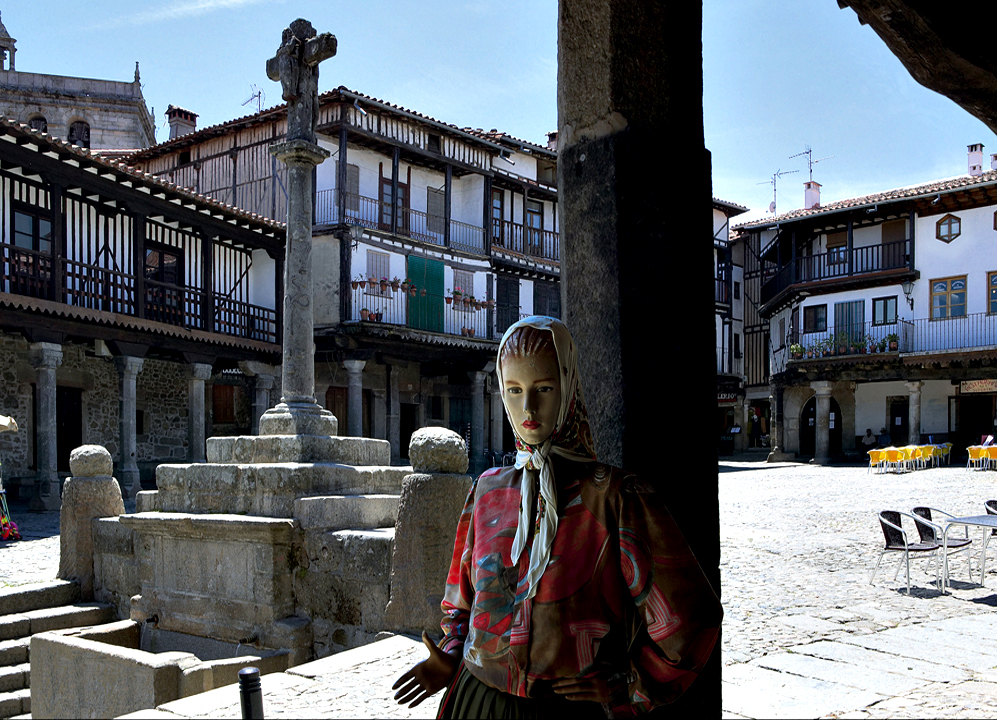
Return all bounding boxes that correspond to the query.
[496,316,597,600]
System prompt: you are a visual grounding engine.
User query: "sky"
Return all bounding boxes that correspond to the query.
[3,1,995,225]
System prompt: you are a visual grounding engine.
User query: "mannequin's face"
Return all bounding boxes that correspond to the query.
[501,347,562,446]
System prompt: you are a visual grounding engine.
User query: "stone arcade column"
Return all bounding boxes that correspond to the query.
[907,380,923,445]
[812,380,834,465]
[187,363,212,462]
[29,342,63,511]
[114,356,144,499]
[559,3,719,708]
[469,371,487,476]
[344,360,365,437]
[238,360,277,436]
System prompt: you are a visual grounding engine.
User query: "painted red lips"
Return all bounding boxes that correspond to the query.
[522,421,540,430]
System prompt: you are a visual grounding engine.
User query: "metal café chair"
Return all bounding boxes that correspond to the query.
[912,506,974,585]
[871,510,941,594]
[982,500,997,585]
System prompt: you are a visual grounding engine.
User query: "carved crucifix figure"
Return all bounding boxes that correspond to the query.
[266,18,337,144]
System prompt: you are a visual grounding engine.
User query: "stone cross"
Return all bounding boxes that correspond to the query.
[266,18,337,144]
[259,19,339,438]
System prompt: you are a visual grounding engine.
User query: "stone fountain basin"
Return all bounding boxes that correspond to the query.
[30,619,288,720]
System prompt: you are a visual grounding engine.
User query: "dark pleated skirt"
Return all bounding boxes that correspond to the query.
[437,662,608,719]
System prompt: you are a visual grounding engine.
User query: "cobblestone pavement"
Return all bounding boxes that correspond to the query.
[721,450,997,718]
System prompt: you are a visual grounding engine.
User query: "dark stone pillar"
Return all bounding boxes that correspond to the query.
[558,1,719,714]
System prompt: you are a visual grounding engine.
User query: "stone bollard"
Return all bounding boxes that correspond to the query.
[383,427,473,637]
[58,445,125,600]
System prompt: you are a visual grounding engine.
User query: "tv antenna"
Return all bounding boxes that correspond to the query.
[241,84,265,114]
[789,144,833,182]
[757,168,799,214]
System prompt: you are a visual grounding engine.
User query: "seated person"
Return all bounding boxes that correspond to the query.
[878,428,892,447]
[861,428,877,452]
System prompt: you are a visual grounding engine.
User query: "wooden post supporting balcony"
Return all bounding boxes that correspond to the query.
[133,213,146,320]
[443,163,452,249]
[847,219,854,277]
[50,184,64,303]
[390,147,400,236]
[483,175,492,256]
[200,231,214,332]
[337,125,348,222]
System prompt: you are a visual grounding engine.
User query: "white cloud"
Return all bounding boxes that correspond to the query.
[86,0,276,31]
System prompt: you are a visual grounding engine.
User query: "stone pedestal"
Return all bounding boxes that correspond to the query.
[58,445,125,600]
[29,342,63,511]
[115,355,144,499]
[812,381,834,465]
[907,380,923,445]
[344,360,365,437]
[383,427,471,637]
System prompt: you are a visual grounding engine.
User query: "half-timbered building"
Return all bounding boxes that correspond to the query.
[124,86,561,473]
[0,116,284,505]
[736,144,997,463]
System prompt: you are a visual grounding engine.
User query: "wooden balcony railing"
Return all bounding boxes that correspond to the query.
[2,242,278,344]
[490,218,559,263]
[760,239,911,306]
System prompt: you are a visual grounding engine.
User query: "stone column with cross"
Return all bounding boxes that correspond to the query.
[259,18,339,438]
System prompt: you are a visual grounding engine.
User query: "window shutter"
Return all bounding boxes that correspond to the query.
[427,188,445,234]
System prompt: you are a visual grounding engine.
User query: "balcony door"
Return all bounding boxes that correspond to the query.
[833,300,865,350]
[144,244,183,325]
[525,200,543,256]
[10,207,53,300]
[407,255,443,332]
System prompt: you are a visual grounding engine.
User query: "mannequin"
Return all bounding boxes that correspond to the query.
[393,317,722,718]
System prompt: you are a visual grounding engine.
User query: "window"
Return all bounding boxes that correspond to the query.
[803,304,827,333]
[365,250,390,296]
[733,281,741,300]
[826,231,847,264]
[179,150,192,166]
[936,214,961,243]
[533,280,560,319]
[453,269,474,310]
[989,272,997,314]
[427,134,441,154]
[427,187,445,235]
[380,178,408,233]
[336,162,360,213]
[833,300,865,346]
[10,206,53,298]
[525,200,543,255]
[68,120,90,149]
[491,189,505,245]
[144,243,183,325]
[733,333,741,359]
[873,296,898,326]
[931,276,967,319]
[28,116,47,133]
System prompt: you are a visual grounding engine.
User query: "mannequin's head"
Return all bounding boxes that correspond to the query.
[499,326,561,446]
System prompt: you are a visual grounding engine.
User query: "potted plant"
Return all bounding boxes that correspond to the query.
[886,332,899,351]
[351,275,360,291]
[379,277,389,292]
[878,337,888,353]
[806,344,815,359]
[790,343,804,359]
[409,284,418,297]
[445,294,453,305]
[368,274,378,287]
[453,287,462,301]
[835,331,850,356]
[391,276,401,292]
[867,335,877,354]
[420,287,427,297]
[820,338,832,357]
[467,326,475,338]
[850,337,865,354]
[360,307,370,321]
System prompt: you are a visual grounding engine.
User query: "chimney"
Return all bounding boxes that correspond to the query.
[546,131,558,152]
[968,142,984,176]
[166,105,198,140]
[804,180,821,210]
[990,153,997,171]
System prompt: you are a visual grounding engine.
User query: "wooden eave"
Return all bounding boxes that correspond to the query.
[759,266,919,317]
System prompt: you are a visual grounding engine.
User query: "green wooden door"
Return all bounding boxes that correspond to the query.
[407,255,444,332]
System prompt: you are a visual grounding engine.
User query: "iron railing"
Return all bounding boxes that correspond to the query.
[717,347,742,376]
[490,218,559,263]
[349,279,502,340]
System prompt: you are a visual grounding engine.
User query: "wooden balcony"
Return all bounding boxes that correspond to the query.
[3,243,278,344]
[760,239,912,310]
[490,218,559,263]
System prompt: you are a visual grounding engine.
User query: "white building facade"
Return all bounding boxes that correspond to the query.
[737,145,997,462]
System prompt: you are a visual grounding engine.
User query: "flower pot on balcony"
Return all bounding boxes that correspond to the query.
[889,341,898,351]
[351,281,359,290]
[462,297,470,306]
[409,287,417,297]
[380,280,389,292]
[445,296,453,305]
[360,308,370,321]
[468,327,475,338]
[420,288,427,297]
[376,311,383,322]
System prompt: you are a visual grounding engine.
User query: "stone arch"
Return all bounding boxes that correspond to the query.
[66,116,92,148]
[800,395,843,458]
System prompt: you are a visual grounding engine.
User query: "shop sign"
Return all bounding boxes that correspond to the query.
[717,392,738,405]
[961,379,997,394]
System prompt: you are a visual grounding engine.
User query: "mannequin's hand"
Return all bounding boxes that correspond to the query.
[392,631,460,707]
[552,670,623,702]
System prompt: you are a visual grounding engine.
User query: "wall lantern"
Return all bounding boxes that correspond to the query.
[901,280,914,310]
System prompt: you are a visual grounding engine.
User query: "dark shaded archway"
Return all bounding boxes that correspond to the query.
[800,396,843,458]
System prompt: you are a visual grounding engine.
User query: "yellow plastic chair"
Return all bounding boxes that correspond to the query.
[867,448,886,474]
[985,446,997,470]
[943,443,953,465]
[884,448,904,473]
[969,446,986,470]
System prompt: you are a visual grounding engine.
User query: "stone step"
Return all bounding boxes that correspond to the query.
[206,434,392,466]
[0,664,28,694]
[152,463,412,517]
[0,602,116,642]
[294,494,400,531]
[0,640,28,668]
[0,580,80,617]
[0,687,28,719]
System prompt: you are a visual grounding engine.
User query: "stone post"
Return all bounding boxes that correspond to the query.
[468,370,486,476]
[907,380,923,445]
[258,138,338,438]
[29,342,63,511]
[344,360,365,437]
[188,363,212,462]
[490,373,504,460]
[373,388,387,441]
[388,365,400,465]
[58,445,125,600]
[114,356,144,499]
[812,381,834,465]
[383,427,472,637]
